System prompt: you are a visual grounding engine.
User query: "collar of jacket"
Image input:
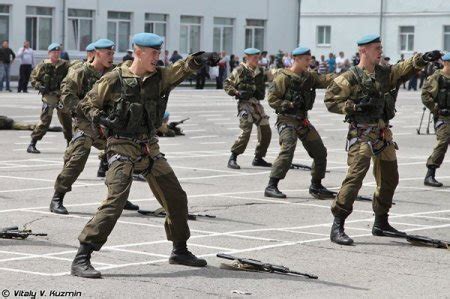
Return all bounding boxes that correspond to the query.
[119,60,159,81]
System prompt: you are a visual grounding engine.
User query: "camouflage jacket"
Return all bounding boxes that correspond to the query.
[268,68,335,119]
[324,53,427,124]
[422,69,450,121]
[30,59,70,104]
[80,55,202,150]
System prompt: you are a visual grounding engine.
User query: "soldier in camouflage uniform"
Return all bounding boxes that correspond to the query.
[264,46,337,199]
[324,34,442,245]
[422,52,450,187]
[68,42,96,72]
[0,115,61,131]
[27,43,72,153]
[70,33,219,278]
[224,48,272,169]
[50,39,139,215]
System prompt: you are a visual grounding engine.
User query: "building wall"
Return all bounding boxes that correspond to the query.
[299,0,450,61]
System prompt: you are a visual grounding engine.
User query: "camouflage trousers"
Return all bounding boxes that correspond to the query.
[54,132,106,194]
[332,139,398,219]
[31,102,72,141]
[426,120,450,168]
[231,100,271,157]
[270,119,327,182]
[78,142,190,250]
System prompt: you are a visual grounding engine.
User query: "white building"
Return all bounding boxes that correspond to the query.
[299,0,450,61]
[0,0,298,66]
[0,0,449,77]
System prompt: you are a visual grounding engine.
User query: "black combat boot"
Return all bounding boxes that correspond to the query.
[50,192,68,214]
[264,177,287,198]
[424,166,443,187]
[252,157,272,167]
[27,139,40,154]
[97,158,108,178]
[372,214,406,237]
[71,243,102,278]
[169,241,207,267]
[330,217,354,245]
[123,201,139,211]
[309,180,336,199]
[227,153,240,169]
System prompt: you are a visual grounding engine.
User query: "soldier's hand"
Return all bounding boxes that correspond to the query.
[94,112,112,128]
[422,50,442,62]
[38,85,47,95]
[344,100,356,114]
[193,51,220,66]
[438,109,450,116]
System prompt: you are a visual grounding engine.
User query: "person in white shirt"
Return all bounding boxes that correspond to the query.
[335,51,349,74]
[16,40,35,93]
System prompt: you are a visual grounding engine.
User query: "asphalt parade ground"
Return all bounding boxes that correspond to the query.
[0,88,449,298]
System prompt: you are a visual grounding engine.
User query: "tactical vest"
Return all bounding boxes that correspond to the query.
[347,66,396,123]
[41,62,69,92]
[105,68,167,139]
[80,64,101,99]
[282,72,316,114]
[236,66,265,100]
[436,75,450,109]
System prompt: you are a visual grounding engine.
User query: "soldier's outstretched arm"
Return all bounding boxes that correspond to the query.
[223,68,239,96]
[267,73,291,112]
[160,54,204,93]
[389,53,427,88]
[79,73,117,122]
[312,72,338,89]
[421,74,439,113]
[60,69,83,113]
[324,73,352,114]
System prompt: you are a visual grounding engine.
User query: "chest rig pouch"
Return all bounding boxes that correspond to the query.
[282,73,316,115]
[437,75,450,109]
[106,69,154,139]
[348,66,394,124]
[236,67,265,101]
[42,62,69,92]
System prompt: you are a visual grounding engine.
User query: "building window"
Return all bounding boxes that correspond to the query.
[213,17,233,54]
[26,6,53,51]
[145,13,167,42]
[245,19,265,50]
[317,26,331,46]
[107,11,131,52]
[0,5,10,42]
[444,26,450,52]
[67,9,94,51]
[399,26,414,52]
[180,16,201,54]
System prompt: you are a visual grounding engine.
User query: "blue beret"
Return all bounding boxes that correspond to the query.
[93,39,115,50]
[244,48,261,55]
[85,43,95,52]
[48,43,61,52]
[292,47,311,56]
[442,53,450,61]
[357,34,381,46]
[163,112,170,119]
[132,33,164,49]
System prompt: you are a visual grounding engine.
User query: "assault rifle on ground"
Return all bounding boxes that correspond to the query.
[378,229,449,249]
[217,253,318,279]
[138,207,215,220]
[0,226,47,239]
